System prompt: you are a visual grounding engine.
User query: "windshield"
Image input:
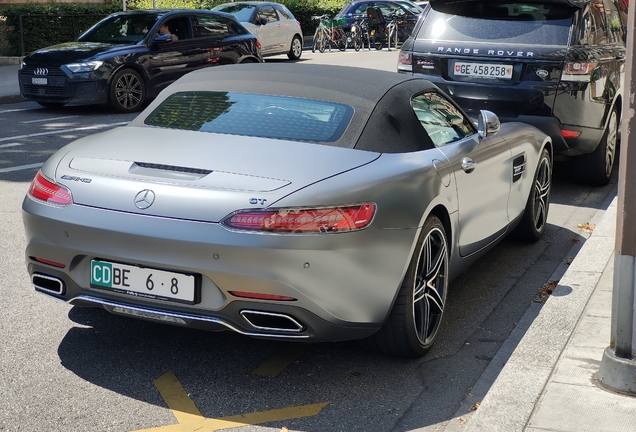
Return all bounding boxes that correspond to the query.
[419,2,573,45]
[78,13,162,44]
[145,92,354,142]
[212,4,256,22]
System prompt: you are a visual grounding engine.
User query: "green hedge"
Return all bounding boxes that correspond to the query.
[0,0,347,55]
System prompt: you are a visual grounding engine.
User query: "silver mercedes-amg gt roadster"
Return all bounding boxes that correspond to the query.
[23,63,552,357]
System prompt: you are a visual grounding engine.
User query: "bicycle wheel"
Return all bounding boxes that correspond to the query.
[388,24,398,50]
[335,27,348,51]
[312,28,320,53]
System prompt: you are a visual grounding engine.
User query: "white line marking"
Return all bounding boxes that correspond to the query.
[0,163,43,173]
[0,108,35,114]
[20,115,78,124]
[0,142,23,149]
[0,121,128,143]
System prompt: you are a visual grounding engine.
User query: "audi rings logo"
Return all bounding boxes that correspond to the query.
[134,189,155,210]
[34,68,49,76]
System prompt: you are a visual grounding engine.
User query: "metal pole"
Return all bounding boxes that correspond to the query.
[123,0,126,12]
[19,15,24,57]
[598,0,636,394]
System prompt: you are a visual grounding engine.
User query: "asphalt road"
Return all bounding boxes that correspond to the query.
[0,49,618,432]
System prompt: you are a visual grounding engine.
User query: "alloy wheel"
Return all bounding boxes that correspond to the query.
[532,155,551,232]
[114,72,143,111]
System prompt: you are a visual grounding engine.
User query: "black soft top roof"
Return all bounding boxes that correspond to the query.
[138,63,448,153]
[429,0,586,7]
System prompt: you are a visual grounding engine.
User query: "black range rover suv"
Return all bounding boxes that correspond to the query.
[398,0,627,185]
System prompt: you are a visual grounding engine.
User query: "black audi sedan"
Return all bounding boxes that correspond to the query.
[336,0,425,41]
[18,10,262,112]
[398,0,627,186]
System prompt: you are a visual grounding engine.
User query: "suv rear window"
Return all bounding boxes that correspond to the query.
[419,2,574,45]
[144,91,353,142]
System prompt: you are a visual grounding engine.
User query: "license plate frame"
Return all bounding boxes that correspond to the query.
[453,62,513,80]
[31,77,48,85]
[90,259,199,305]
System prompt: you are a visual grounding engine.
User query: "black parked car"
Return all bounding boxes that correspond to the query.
[398,0,627,185]
[18,10,262,113]
[336,1,425,41]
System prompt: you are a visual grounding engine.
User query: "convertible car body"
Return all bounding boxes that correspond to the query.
[23,64,552,357]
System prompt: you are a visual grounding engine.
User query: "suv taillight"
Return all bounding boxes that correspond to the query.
[398,52,413,72]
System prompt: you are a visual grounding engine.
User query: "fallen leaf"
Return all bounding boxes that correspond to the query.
[571,236,580,243]
[533,280,559,303]
[577,222,596,233]
[468,402,481,411]
[466,392,475,397]
[281,427,289,432]
[459,418,467,425]
[566,257,573,264]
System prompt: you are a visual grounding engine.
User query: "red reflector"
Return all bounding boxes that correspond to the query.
[561,129,581,139]
[229,291,297,301]
[31,256,66,269]
[28,171,72,205]
[222,203,376,233]
[256,38,262,50]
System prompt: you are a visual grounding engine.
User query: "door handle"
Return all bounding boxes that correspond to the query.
[461,157,476,173]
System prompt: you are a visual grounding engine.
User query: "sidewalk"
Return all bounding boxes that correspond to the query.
[0,61,21,104]
[438,196,636,432]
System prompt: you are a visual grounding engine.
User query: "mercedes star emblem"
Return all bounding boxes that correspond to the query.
[134,189,155,210]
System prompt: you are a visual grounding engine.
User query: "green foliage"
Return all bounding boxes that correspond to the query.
[0,3,121,55]
[0,0,349,54]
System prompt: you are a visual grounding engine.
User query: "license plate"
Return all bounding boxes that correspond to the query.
[31,77,48,85]
[453,62,513,79]
[90,260,198,304]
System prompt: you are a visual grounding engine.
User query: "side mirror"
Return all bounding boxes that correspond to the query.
[478,110,500,137]
[153,33,173,44]
[259,17,268,25]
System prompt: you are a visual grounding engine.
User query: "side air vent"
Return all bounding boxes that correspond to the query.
[512,154,526,183]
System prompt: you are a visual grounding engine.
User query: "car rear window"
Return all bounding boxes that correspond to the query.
[144,91,354,142]
[419,2,574,45]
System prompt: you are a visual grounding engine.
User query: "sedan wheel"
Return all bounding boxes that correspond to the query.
[109,68,145,113]
[363,215,449,357]
[512,148,551,242]
[288,36,302,60]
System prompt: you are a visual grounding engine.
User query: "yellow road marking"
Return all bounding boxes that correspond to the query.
[251,344,311,377]
[132,371,328,432]
[153,371,204,425]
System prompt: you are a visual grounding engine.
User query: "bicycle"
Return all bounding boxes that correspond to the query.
[347,15,367,51]
[386,12,401,50]
[311,15,348,53]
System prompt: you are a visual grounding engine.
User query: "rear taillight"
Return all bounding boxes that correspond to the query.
[398,52,413,72]
[256,38,262,50]
[221,203,376,234]
[28,170,72,206]
[565,61,598,75]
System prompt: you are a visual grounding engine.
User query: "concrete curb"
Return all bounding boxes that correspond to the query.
[0,56,22,66]
[440,194,617,431]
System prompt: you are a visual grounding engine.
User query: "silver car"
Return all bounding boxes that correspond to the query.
[23,64,552,358]
[213,2,303,60]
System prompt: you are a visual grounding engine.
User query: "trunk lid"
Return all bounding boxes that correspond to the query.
[55,126,380,222]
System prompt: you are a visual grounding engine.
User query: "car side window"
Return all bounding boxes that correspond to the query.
[411,92,475,147]
[275,5,294,20]
[353,3,371,14]
[164,17,191,41]
[259,6,279,23]
[193,14,232,38]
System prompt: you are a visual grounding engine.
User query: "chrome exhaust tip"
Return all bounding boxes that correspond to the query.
[240,310,305,333]
[32,273,65,295]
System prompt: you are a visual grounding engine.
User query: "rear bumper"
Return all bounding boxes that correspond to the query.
[23,196,416,342]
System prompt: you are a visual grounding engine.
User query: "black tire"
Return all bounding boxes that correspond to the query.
[513,149,551,242]
[362,215,449,357]
[575,105,618,186]
[373,33,383,50]
[353,34,362,51]
[336,28,348,51]
[287,35,303,60]
[108,68,145,113]
[37,101,65,108]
